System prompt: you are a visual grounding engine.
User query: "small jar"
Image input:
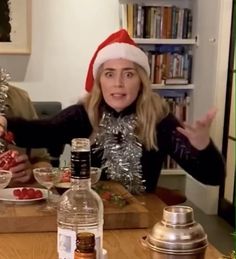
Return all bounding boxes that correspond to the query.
[74,232,96,259]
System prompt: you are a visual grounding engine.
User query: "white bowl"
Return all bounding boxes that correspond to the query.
[90,167,102,185]
[55,167,101,194]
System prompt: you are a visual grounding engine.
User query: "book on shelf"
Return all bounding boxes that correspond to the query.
[120,4,127,29]
[120,3,192,39]
[144,46,192,84]
[161,92,191,123]
[136,4,144,38]
[165,78,188,85]
[127,3,134,36]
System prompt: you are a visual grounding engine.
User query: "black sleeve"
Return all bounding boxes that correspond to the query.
[157,113,225,185]
[7,104,93,149]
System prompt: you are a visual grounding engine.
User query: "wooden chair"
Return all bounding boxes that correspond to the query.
[33,101,64,167]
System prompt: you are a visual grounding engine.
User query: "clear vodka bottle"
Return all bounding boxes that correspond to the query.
[57,138,104,259]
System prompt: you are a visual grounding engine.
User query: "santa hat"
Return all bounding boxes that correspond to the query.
[85,29,150,92]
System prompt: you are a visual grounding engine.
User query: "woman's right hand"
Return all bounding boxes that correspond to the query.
[0,115,7,136]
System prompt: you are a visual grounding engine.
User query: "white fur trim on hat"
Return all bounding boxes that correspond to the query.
[93,42,150,77]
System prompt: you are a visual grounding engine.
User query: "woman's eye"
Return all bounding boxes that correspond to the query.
[104,72,113,77]
[124,72,134,78]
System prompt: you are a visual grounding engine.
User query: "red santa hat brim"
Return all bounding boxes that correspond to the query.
[85,29,150,92]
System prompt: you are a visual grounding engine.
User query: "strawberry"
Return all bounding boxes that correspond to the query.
[100,191,112,201]
[13,189,21,197]
[34,190,43,198]
[12,188,43,199]
[27,188,36,199]
[21,187,28,196]
[61,168,71,183]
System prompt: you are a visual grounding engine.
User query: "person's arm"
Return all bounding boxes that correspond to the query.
[4,86,52,184]
[1,104,93,149]
[157,112,225,185]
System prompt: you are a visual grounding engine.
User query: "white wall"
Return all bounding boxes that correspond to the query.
[0,0,120,108]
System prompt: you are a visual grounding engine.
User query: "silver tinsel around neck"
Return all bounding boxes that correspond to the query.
[93,111,145,194]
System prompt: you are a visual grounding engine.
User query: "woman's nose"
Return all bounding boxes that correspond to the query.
[114,74,124,87]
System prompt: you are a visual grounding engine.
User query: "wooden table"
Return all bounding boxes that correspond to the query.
[0,193,222,259]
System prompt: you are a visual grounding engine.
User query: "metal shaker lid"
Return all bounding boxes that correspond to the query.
[146,206,208,254]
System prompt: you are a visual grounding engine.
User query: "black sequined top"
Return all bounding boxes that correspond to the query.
[7,103,225,192]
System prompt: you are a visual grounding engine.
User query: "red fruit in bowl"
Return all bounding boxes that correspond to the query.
[21,187,28,196]
[13,188,21,197]
[34,190,43,198]
[27,188,36,199]
[12,188,43,200]
[61,168,71,183]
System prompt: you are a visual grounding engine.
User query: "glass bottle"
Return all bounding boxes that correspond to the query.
[57,138,104,259]
[74,232,96,259]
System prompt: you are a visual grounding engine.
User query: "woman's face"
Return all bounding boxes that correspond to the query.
[100,59,141,112]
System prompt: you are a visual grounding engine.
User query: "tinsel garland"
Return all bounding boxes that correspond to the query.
[0,68,10,152]
[0,68,9,115]
[93,111,145,194]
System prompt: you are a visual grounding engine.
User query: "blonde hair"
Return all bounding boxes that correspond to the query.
[83,64,169,150]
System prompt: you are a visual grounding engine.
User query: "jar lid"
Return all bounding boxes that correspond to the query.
[76,232,95,253]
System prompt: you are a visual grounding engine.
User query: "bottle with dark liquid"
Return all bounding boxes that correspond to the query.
[57,138,104,259]
[74,232,96,259]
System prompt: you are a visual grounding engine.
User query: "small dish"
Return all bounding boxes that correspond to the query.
[90,167,102,185]
[0,187,47,204]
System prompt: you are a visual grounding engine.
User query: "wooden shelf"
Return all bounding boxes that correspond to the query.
[152,84,194,90]
[161,169,186,175]
[134,38,196,45]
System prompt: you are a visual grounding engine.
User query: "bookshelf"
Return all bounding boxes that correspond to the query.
[118,0,233,213]
[118,0,233,172]
[119,0,197,173]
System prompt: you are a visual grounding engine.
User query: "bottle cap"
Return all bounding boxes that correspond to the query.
[76,232,95,253]
[71,138,90,152]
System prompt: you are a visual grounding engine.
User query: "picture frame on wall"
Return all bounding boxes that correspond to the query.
[0,0,31,54]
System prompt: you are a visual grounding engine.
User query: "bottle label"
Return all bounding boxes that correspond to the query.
[71,151,90,178]
[57,227,102,259]
[57,228,76,259]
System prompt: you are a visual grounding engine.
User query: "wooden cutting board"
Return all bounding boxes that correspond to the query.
[0,181,149,233]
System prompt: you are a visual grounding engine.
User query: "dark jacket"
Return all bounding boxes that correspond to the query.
[7,103,225,192]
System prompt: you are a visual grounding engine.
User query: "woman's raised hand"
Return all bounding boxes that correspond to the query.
[176,108,217,150]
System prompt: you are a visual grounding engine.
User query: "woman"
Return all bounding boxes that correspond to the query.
[0,29,225,194]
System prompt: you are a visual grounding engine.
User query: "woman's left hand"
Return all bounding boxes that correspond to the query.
[176,108,217,150]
